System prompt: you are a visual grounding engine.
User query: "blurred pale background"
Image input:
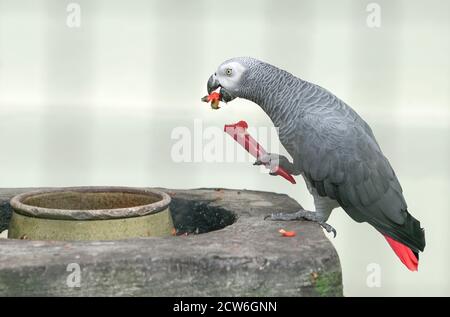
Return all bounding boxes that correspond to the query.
[0,0,449,296]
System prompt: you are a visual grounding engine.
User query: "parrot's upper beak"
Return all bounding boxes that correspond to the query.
[207,74,220,94]
[207,73,236,103]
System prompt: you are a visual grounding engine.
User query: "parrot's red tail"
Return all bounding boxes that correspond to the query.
[383,235,419,271]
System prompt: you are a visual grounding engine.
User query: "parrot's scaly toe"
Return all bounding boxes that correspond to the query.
[264,210,337,238]
[264,212,298,221]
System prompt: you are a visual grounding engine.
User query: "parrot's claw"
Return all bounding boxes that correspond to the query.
[318,222,337,238]
[254,155,279,175]
[254,153,276,166]
[264,210,337,238]
[254,153,281,175]
[253,160,264,166]
[254,153,300,176]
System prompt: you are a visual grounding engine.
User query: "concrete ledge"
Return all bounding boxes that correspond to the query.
[0,187,343,296]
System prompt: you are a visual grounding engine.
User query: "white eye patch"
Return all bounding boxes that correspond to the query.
[216,62,247,92]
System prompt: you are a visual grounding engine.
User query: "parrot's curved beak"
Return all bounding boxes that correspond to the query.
[207,74,236,103]
[207,74,220,94]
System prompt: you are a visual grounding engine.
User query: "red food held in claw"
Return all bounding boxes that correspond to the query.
[223,120,296,184]
[279,229,296,237]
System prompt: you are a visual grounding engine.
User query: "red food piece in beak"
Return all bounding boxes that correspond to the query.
[201,92,222,109]
[206,92,221,102]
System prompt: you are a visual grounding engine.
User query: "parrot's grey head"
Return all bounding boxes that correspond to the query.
[207,57,261,103]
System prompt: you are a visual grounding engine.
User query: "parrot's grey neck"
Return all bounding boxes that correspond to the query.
[239,62,308,129]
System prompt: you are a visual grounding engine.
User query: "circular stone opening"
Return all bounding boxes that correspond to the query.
[8,187,173,241]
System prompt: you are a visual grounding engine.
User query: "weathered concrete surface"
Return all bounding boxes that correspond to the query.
[0,187,343,297]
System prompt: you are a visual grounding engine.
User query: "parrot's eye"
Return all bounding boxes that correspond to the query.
[225,68,233,76]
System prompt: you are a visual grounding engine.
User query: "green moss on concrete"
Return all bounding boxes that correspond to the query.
[315,271,343,297]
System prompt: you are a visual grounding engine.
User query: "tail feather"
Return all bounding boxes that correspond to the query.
[384,235,419,271]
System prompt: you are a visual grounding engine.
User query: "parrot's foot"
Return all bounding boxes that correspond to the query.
[253,153,300,175]
[265,210,337,238]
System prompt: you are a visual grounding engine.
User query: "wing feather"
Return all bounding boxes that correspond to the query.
[289,94,424,251]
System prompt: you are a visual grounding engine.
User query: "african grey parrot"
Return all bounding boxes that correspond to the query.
[205,57,425,271]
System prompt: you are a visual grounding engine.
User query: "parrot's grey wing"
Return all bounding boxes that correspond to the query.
[297,100,425,252]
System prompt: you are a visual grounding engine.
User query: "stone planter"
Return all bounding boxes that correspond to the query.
[8,187,173,241]
[0,188,343,296]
